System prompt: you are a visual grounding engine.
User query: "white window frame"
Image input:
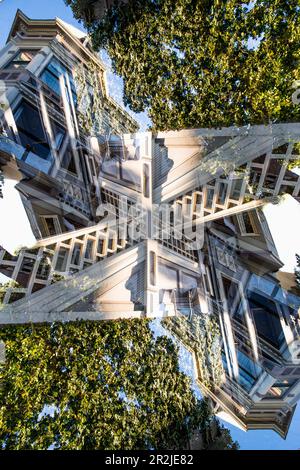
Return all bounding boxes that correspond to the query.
[237,211,259,236]
[40,215,62,237]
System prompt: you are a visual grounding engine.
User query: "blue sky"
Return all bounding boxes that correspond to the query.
[0,0,80,46]
[222,416,300,450]
[0,0,300,450]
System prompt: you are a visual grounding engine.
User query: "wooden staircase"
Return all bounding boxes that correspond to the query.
[0,242,146,324]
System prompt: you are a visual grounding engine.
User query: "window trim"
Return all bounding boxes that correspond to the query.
[4,49,38,69]
[14,99,52,161]
[40,215,62,237]
[40,57,77,103]
[237,211,260,236]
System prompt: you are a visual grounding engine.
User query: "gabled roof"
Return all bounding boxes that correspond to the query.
[7,9,86,43]
[5,10,139,130]
[56,18,86,40]
[6,10,100,68]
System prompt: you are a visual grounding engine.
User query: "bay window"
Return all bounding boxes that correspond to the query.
[14,100,51,161]
[40,57,77,104]
[40,215,62,237]
[5,49,38,69]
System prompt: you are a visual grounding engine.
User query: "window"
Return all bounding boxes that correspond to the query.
[97,237,105,255]
[204,266,214,296]
[193,192,202,213]
[237,350,262,392]
[221,351,229,374]
[71,243,82,266]
[88,155,97,177]
[249,168,262,188]
[230,178,243,200]
[51,121,66,151]
[264,158,285,190]
[248,291,285,349]
[265,379,297,399]
[237,211,259,236]
[40,58,77,103]
[217,182,227,205]
[14,101,51,161]
[19,257,35,274]
[84,239,94,260]
[183,196,192,216]
[216,246,236,271]
[36,255,51,280]
[61,144,78,175]
[40,215,62,237]
[5,50,38,69]
[205,187,214,209]
[55,248,69,272]
[143,163,150,198]
[150,251,156,286]
[221,276,241,317]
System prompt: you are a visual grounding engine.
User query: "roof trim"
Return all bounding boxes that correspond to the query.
[6,10,105,70]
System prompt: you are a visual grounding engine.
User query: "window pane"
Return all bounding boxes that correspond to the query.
[55,248,69,272]
[205,188,214,209]
[71,243,82,265]
[85,239,94,259]
[36,255,51,280]
[51,121,65,150]
[217,182,227,204]
[266,379,297,398]
[44,218,57,236]
[248,291,285,349]
[237,350,261,392]
[40,58,77,104]
[61,145,78,174]
[243,212,256,233]
[42,69,61,95]
[14,101,51,160]
[222,276,240,314]
[5,49,38,69]
[150,251,156,285]
[230,179,242,200]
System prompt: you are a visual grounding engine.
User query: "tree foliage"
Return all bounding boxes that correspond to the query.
[0,281,20,307]
[163,313,223,389]
[205,420,240,450]
[0,319,220,450]
[65,0,300,131]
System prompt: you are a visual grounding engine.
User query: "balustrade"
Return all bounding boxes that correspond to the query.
[0,220,134,305]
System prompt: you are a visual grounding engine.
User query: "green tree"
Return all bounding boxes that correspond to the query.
[205,419,240,450]
[0,281,20,307]
[189,417,239,449]
[0,319,233,450]
[65,0,300,131]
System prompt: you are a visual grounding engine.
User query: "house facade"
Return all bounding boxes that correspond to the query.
[1,11,300,439]
[0,9,137,245]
